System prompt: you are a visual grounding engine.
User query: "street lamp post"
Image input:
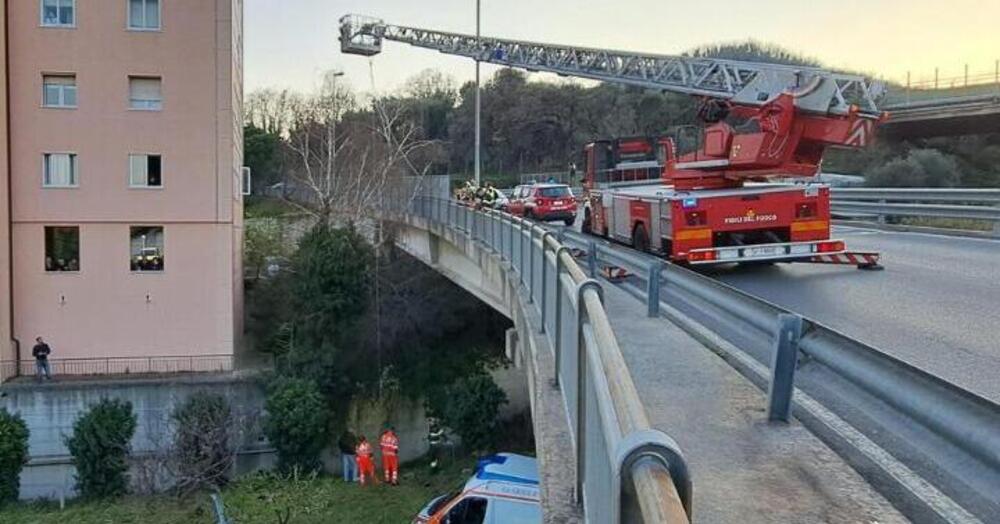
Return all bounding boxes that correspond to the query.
[474,0,482,186]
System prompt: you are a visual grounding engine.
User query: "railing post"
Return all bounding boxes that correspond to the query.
[767,314,803,422]
[539,232,554,333]
[993,202,1000,238]
[646,260,663,317]
[877,199,887,224]
[575,280,604,506]
[587,240,598,278]
[520,220,527,279]
[553,246,570,386]
[528,227,537,304]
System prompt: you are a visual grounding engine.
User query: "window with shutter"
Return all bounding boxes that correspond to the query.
[43,74,77,108]
[129,77,162,110]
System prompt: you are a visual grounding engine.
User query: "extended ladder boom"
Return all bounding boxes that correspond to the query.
[339,14,884,116]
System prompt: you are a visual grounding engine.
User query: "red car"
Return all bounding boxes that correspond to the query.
[506,183,577,226]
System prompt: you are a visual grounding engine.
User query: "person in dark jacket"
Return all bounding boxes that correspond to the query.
[32,337,52,381]
[338,429,358,482]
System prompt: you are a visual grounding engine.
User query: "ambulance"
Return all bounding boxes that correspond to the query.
[413,453,542,524]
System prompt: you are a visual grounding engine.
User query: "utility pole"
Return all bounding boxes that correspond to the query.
[474,0,482,185]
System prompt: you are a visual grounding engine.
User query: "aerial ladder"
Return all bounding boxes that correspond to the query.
[339,15,885,269]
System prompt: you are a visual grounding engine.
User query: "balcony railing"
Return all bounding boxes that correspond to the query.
[0,354,234,382]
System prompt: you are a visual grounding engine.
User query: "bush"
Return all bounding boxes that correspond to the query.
[866,149,961,188]
[65,398,137,498]
[428,371,508,453]
[172,392,234,493]
[0,409,29,505]
[264,377,330,473]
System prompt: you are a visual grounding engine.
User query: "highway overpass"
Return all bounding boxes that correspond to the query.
[389,196,1000,523]
[881,81,1000,138]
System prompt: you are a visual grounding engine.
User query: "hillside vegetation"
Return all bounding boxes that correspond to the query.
[245,41,999,189]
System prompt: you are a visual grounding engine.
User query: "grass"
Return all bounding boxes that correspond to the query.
[0,457,476,524]
[244,196,303,219]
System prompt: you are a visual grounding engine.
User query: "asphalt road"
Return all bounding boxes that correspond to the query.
[706,225,1000,403]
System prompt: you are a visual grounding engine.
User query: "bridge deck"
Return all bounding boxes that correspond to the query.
[602,283,905,523]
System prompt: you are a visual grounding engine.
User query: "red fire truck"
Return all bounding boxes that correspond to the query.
[581,129,879,268]
[339,15,886,268]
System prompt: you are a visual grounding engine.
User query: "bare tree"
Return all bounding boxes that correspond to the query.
[282,70,436,228]
[246,88,303,135]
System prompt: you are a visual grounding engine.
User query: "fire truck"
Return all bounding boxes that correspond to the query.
[339,15,886,268]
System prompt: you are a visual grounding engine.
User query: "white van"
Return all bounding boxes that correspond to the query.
[413,453,542,524]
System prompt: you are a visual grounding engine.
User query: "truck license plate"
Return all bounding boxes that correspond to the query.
[745,246,783,258]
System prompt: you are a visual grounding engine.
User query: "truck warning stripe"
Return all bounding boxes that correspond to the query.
[675,228,712,241]
[791,220,829,233]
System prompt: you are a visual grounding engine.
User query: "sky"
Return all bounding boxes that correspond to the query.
[245,0,1000,96]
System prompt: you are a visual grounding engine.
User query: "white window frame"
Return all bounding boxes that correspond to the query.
[39,0,76,28]
[42,153,79,188]
[128,154,163,188]
[127,0,161,31]
[241,167,252,196]
[42,74,77,109]
[128,76,163,111]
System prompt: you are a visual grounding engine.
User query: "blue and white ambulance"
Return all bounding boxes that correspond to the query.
[413,453,542,524]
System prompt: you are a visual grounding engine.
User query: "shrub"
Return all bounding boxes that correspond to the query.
[264,377,330,473]
[65,398,137,498]
[866,149,961,188]
[172,392,234,493]
[0,409,29,505]
[428,371,508,453]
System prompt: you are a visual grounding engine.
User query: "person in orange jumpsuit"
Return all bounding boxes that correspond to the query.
[355,435,377,486]
[380,427,400,485]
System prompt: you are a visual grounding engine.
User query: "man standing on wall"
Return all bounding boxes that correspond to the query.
[380,426,400,485]
[32,337,52,381]
[338,429,358,482]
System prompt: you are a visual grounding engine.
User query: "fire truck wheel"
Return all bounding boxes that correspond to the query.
[632,223,650,252]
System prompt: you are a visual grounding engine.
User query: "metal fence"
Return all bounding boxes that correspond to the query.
[0,354,234,381]
[545,229,1000,519]
[407,197,691,523]
[830,188,1000,237]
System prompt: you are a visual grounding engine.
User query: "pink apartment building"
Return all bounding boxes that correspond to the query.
[0,0,244,381]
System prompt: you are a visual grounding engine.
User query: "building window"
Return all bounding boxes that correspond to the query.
[129,154,162,187]
[40,0,75,27]
[128,0,160,30]
[43,74,77,108]
[130,226,164,272]
[43,153,78,187]
[45,226,79,272]
[128,76,162,110]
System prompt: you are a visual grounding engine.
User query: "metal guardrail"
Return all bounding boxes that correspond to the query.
[407,197,691,523]
[830,187,1000,236]
[549,230,1000,518]
[0,354,234,381]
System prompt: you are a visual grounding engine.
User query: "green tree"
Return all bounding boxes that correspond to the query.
[867,149,961,187]
[282,224,373,392]
[244,124,282,193]
[244,217,289,281]
[65,399,137,499]
[427,370,508,453]
[263,377,330,473]
[0,409,29,505]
